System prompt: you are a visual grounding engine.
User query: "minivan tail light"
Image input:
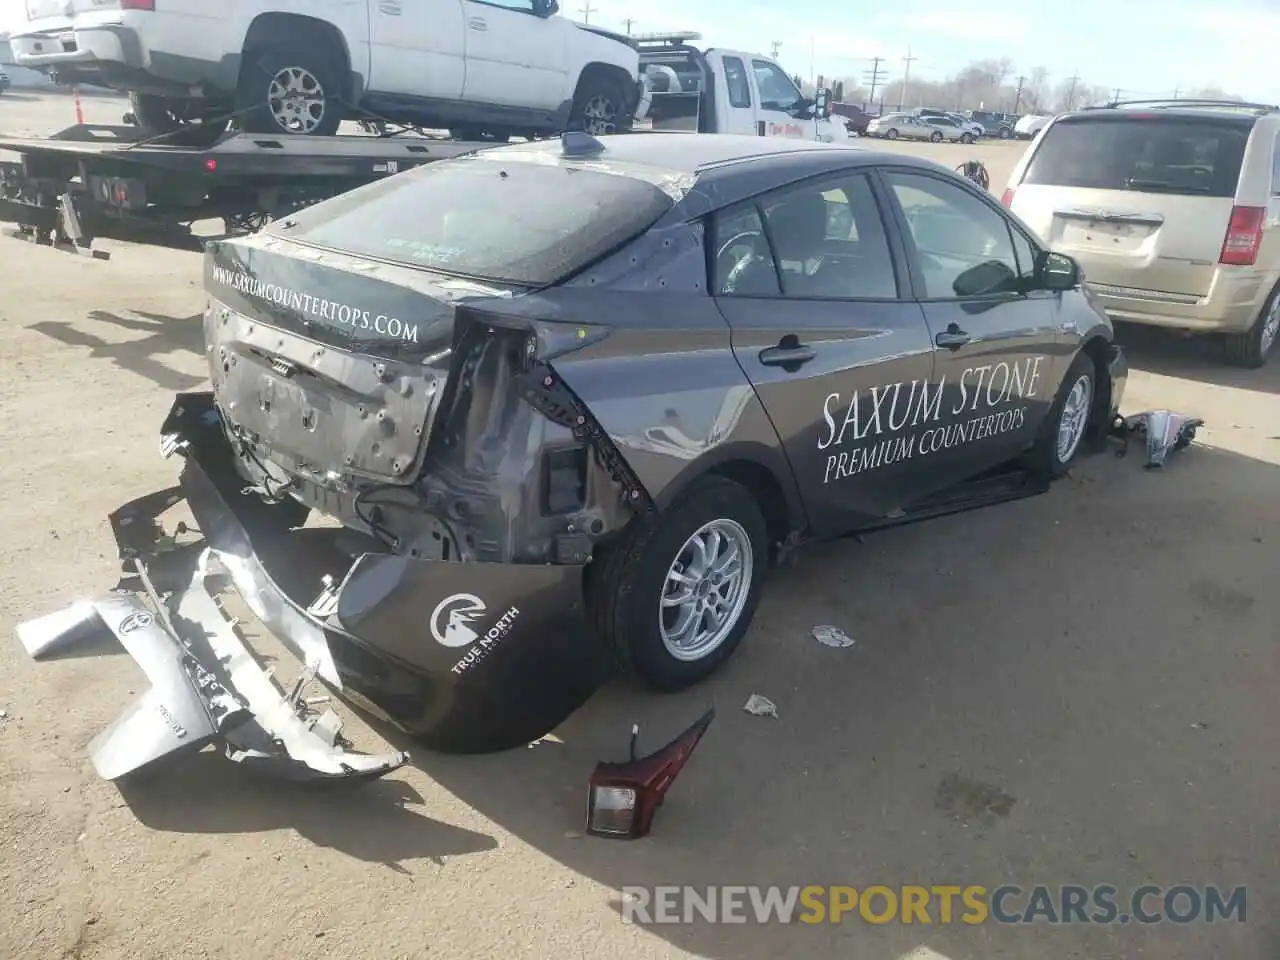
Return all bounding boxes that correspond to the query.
[120,0,156,9]
[1220,205,1265,266]
[1000,188,1015,208]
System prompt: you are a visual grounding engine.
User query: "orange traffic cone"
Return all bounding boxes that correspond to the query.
[73,86,85,124]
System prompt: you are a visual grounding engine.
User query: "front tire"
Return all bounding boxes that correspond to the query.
[885,128,899,140]
[236,45,344,136]
[999,126,1012,139]
[588,476,769,691]
[567,73,633,136]
[1223,285,1280,368]
[930,131,943,142]
[1026,352,1097,478]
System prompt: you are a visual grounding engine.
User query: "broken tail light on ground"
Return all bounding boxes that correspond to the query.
[586,707,715,839]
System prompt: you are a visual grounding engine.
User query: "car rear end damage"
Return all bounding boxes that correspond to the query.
[17,152,687,773]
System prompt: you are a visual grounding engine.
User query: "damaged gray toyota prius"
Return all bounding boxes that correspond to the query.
[19,131,1127,780]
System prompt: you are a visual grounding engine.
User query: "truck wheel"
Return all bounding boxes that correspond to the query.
[237,46,343,136]
[1024,352,1097,478]
[568,73,633,135]
[999,126,1012,139]
[128,92,229,145]
[588,476,769,691]
[1223,285,1280,368]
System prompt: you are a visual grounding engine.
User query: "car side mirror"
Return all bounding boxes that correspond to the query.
[533,0,558,16]
[1038,251,1080,291]
[814,87,832,119]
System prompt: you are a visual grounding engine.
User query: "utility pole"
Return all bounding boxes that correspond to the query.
[1013,75,1025,113]
[1066,71,1079,110]
[622,17,636,34]
[577,0,594,23]
[899,46,917,110]
[770,40,782,59]
[1111,86,1122,104]
[1172,84,1180,99]
[865,57,886,109]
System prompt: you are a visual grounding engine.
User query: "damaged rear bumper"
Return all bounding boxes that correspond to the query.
[16,393,610,780]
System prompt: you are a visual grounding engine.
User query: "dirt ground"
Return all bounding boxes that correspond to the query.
[1,92,1277,960]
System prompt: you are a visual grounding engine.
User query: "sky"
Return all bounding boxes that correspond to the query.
[586,0,1280,104]
[1,0,1277,104]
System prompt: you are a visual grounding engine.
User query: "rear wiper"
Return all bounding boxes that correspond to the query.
[1123,178,1211,193]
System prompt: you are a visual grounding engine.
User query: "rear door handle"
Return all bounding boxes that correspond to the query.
[759,344,816,367]
[468,16,487,29]
[935,328,970,349]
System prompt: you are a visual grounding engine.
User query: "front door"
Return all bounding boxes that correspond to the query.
[749,57,812,139]
[367,0,466,99]
[712,169,937,534]
[879,168,1062,494]
[460,0,569,109]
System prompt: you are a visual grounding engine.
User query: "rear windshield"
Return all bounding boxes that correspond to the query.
[1022,116,1252,197]
[279,156,676,286]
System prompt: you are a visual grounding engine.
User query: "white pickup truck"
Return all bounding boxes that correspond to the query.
[636,35,848,143]
[10,0,643,143]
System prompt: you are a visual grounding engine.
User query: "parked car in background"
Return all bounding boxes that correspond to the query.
[946,112,985,138]
[1003,100,1280,367]
[1014,114,1051,139]
[968,110,1017,138]
[0,69,11,94]
[868,112,976,142]
[9,0,643,143]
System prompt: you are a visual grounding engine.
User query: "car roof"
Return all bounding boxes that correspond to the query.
[1061,107,1263,126]
[484,132,857,175]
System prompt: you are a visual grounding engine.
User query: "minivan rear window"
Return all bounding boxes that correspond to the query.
[279,156,676,286]
[1022,116,1252,197]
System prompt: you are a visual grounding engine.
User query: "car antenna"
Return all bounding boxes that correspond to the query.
[561,130,607,157]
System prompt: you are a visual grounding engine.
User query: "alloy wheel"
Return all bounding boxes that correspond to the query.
[659,518,754,662]
[1055,374,1093,464]
[268,66,327,134]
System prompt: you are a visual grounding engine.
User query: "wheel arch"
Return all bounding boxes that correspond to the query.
[574,61,639,116]
[1080,331,1120,440]
[652,443,809,558]
[241,13,355,101]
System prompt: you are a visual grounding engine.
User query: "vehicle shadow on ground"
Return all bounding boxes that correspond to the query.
[1114,322,1280,395]
[401,443,1279,960]
[28,308,205,391]
[116,749,497,873]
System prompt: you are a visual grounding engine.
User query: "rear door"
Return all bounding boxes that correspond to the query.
[367,0,466,99]
[880,167,1060,490]
[1009,113,1253,297]
[712,169,937,533]
[460,0,569,109]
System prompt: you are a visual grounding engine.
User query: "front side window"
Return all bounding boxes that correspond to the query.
[752,59,800,111]
[713,205,779,297]
[885,171,1021,299]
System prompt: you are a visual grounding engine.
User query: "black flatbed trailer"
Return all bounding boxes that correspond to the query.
[0,123,492,257]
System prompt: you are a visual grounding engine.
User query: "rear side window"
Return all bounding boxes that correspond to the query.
[1022,116,1251,198]
[723,56,751,108]
[279,157,675,286]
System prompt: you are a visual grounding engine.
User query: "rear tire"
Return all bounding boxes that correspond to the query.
[587,476,769,692]
[1025,352,1097,478]
[885,128,899,140]
[960,132,974,144]
[930,131,943,142]
[999,126,1012,139]
[567,72,633,136]
[1223,285,1280,368]
[236,45,344,136]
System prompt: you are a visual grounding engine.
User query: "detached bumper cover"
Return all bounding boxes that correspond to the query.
[15,392,607,779]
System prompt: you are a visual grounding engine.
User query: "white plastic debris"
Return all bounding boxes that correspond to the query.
[812,625,854,648]
[743,694,778,718]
